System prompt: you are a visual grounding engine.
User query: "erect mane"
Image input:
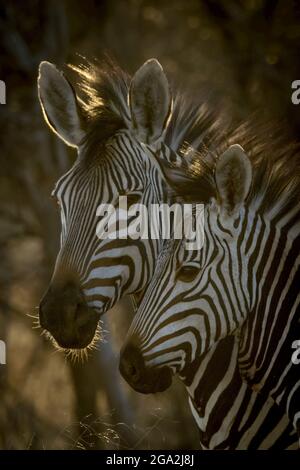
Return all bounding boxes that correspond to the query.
[165,118,300,217]
[68,58,300,217]
[68,57,225,162]
[69,58,130,161]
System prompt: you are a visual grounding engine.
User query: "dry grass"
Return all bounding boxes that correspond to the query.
[0,236,198,449]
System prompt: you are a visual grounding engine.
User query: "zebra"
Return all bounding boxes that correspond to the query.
[37,56,220,352]
[119,129,300,448]
[120,237,298,449]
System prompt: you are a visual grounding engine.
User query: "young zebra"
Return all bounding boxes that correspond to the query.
[120,132,300,448]
[37,57,219,351]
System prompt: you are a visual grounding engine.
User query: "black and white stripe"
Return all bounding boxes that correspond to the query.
[40,58,220,319]
[125,138,300,448]
[51,131,169,313]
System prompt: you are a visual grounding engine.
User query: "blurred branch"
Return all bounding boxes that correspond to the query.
[0,17,34,74]
[0,1,68,74]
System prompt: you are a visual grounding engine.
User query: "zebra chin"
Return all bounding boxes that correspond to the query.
[119,341,173,394]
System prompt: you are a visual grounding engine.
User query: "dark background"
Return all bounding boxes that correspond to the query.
[0,0,299,449]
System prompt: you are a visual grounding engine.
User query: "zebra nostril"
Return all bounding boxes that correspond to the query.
[119,341,144,385]
[76,305,91,327]
[120,357,140,384]
[125,361,140,382]
[75,304,100,330]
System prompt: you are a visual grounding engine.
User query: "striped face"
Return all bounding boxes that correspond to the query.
[120,203,255,392]
[39,131,172,350]
[120,145,254,393]
[52,132,166,313]
[37,58,173,349]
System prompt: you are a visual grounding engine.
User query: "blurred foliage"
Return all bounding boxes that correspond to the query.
[0,0,299,449]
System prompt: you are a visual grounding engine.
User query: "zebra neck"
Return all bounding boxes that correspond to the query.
[182,336,244,438]
[181,336,296,449]
[238,205,300,433]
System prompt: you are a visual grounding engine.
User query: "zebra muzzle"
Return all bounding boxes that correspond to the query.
[119,339,173,394]
[39,282,99,349]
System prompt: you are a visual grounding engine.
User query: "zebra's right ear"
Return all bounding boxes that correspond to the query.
[215,144,252,219]
[38,61,86,147]
[129,59,172,145]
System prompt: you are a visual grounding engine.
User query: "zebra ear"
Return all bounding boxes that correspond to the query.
[129,59,172,145]
[215,144,252,218]
[38,61,86,147]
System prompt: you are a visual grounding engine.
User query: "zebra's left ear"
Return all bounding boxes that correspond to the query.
[129,59,172,145]
[215,144,252,219]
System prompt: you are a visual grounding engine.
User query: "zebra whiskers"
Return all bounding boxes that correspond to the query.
[27,308,41,330]
[27,308,103,363]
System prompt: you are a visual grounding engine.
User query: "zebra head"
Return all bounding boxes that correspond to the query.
[37,58,173,350]
[120,144,253,393]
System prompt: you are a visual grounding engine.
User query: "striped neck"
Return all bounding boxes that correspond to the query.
[181,336,297,449]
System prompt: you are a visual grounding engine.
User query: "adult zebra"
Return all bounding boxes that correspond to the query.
[37,56,219,352]
[120,131,300,448]
[38,57,298,448]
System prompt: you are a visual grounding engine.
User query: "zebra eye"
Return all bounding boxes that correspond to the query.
[126,193,141,206]
[176,265,199,282]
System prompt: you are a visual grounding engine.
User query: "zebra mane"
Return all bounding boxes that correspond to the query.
[70,58,300,216]
[168,118,300,216]
[69,57,224,161]
[69,58,130,159]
